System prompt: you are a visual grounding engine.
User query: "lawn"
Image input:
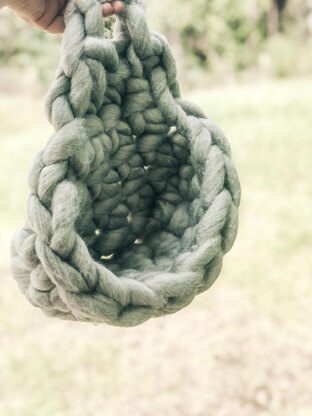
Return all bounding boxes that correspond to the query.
[0,77,311,416]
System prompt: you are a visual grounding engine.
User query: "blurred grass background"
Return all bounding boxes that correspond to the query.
[0,0,312,415]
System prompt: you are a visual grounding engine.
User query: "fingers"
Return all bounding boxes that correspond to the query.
[112,1,123,14]
[38,0,124,34]
[44,0,66,34]
[49,0,124,34]
[102,2,113,15]
[102,1,123,17]
[21,0,63,34]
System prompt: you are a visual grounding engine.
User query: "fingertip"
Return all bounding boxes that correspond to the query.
[102,2,114,16]
[112,1,124,14]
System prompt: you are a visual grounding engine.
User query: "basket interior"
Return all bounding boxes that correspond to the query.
[72,66,200,277]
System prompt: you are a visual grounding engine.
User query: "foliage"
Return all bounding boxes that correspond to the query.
[148,0,312,81]
[0,0,311,86]
[0,9,114,87]
[0,9,60,85]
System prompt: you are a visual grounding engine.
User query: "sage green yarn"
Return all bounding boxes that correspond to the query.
[10,0,241,327]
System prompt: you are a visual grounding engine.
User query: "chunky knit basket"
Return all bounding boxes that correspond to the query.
[10,0,241,327]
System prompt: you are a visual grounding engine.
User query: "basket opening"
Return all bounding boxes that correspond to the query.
[72,40,198,275]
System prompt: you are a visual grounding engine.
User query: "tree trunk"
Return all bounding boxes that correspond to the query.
[307,0,312,38]
[275,0,288,31]
[268,0,288,34]
[267,6,279,35]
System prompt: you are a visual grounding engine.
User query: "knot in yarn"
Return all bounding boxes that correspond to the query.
[10,0,241,327]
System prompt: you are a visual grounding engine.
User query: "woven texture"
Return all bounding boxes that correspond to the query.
[10,0,241,327]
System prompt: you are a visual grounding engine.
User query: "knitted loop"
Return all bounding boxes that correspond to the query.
[11,0,241,327]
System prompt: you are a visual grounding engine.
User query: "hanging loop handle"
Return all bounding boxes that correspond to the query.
[116,0,153,58]
[62,0,152,59]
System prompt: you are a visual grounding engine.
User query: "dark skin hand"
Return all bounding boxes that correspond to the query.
[5,0,124,34]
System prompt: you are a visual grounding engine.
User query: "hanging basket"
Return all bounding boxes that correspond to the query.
[10,0,241,327]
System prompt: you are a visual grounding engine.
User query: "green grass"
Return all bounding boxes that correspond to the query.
[191,78,312,317]
[0,78,312,416]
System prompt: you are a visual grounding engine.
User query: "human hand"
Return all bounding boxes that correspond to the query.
[5,0,124,34]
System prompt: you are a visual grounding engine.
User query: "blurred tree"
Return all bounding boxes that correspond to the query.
[308,0,312,36]
[268,0,288,34]
[0,9,114,88]
[0,9,61,86]
[149,0,272,72]
[148,0,311,80]
[275,0,288,28]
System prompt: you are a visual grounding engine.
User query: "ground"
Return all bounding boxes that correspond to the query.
[0,78,311,416]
